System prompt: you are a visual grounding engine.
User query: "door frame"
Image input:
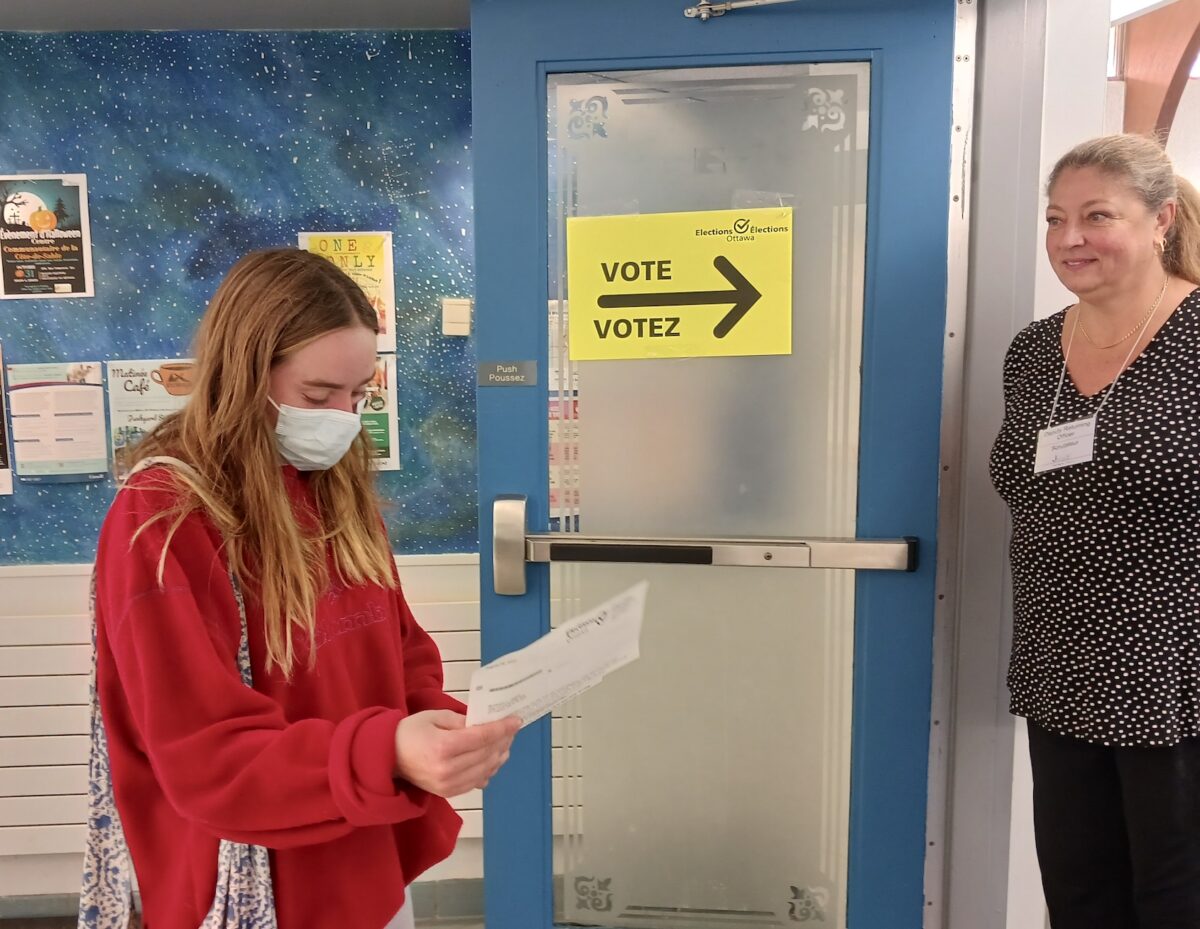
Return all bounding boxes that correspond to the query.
[471,2,974,927]
[927,5,977,928]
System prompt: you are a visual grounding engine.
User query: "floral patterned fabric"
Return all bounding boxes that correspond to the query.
[79,457,278,929]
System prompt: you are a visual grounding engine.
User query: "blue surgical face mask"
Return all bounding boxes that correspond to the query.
[269,398,362,471]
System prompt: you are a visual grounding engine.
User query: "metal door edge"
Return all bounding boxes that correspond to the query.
[924,1,978,926]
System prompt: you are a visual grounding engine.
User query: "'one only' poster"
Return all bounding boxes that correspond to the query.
[0,174,95,299]
[298,232,397,354]
[106,359,195,481]
[6,361,107,483]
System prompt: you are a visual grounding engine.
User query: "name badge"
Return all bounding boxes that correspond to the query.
[1034,416,1096,473]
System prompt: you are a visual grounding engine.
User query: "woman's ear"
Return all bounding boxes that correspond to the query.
[1157,199,1178,242]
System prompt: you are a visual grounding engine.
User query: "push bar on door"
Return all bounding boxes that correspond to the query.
[493,495,917,596]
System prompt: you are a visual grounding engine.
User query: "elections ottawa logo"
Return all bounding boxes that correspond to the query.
[694,217,788,242]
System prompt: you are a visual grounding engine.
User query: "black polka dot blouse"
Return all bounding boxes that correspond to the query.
[991,288,1200,747]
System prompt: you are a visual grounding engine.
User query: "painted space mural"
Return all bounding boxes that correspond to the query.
[0,30,476,561]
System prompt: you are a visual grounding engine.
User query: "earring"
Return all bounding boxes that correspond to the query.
[1155,239,1166,259]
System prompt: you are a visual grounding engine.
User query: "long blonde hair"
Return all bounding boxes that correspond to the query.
[1048,133,1200,284]
[132,248,395,676]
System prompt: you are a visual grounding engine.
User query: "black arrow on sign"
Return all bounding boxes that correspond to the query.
[596,256,762,338]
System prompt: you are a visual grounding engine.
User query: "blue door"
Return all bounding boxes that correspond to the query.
[472,2,956,927]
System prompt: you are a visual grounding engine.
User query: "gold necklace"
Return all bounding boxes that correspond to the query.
[1079,276,1170,350]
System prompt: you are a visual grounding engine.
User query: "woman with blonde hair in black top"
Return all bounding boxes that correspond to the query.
[992,134,1200,929]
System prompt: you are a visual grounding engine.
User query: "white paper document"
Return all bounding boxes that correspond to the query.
[7,362,107,482]
[466,581,648,728]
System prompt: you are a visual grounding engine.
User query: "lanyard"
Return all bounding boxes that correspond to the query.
[1046,290,1164,429]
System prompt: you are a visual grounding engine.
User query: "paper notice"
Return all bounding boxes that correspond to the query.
[106,358,195,481]
[0,174,95,299]
[361,354,400,471]
[466,581,648,728]
[298,231,397,354]
[6,362,107,482]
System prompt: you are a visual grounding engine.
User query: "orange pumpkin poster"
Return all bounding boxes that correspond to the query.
[0,174,95,299]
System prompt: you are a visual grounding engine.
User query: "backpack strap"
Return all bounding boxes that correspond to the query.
[123,454,201,487]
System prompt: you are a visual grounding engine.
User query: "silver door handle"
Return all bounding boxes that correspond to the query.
[493,495,916,595]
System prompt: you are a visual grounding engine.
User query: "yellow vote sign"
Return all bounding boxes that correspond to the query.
[566,207,793,361]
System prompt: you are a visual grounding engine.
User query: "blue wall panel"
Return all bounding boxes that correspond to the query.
[0,30,478,562]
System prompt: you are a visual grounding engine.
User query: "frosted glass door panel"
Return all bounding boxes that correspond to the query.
[547,63,869,929]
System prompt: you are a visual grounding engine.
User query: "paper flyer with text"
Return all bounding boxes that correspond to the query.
[6,361,106,482]
[106,359,195,480]
[298,231,397,354]
[467,581,648,728]
[361,354,400,471]
[0,174,95,299]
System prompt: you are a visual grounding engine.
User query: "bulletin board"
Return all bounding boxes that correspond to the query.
[0,30,477,563]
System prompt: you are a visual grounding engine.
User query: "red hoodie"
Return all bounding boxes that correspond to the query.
[93,465,464,929]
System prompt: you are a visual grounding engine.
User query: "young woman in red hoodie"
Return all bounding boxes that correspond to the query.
[82,248,518,929]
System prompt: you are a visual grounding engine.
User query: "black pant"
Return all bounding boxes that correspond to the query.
[1027,721,1200,929]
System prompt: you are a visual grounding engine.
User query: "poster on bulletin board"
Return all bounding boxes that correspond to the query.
[298,231,397,354]
[362,354,400,471]
[5,361,107,483]
[106,358,195,481]
[0,174,95,299]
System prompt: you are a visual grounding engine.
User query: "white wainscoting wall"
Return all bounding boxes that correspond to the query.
[2,550,1049,919]
[0,555,487,897]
